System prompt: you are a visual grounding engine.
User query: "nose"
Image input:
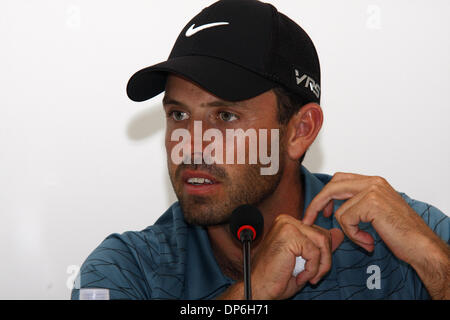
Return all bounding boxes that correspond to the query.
[188,120,206,164]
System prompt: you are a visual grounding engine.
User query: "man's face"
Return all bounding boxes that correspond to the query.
[164,74,285,226]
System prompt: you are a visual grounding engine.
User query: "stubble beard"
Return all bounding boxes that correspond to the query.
[169,161,284,227]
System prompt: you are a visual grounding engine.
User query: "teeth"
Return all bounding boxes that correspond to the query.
[187,177,213,185]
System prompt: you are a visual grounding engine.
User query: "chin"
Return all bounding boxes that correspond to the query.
[179,198,232,226]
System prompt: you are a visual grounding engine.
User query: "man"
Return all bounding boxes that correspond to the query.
[71,0,449,300]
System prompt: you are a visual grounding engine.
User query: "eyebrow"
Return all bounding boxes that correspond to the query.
[162,96,246,108]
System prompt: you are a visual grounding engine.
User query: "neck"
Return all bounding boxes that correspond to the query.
[207,164,304,280]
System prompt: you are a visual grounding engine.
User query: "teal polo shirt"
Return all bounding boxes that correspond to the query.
[71,166,449,299]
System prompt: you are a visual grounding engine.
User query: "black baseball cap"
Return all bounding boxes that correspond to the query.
[126,0,321,104]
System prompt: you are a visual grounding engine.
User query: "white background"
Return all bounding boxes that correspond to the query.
[0,0,449,299]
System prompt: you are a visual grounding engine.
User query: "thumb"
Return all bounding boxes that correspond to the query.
[330,228,344,252]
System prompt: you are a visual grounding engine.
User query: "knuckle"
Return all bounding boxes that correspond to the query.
[366,189,381,206]
[340,212,354,227]
[274,213,290,224]
[317,232,328,247]
[372,175,387,186]
[340,212,349,224]
[332,172,345,180]
[368,183,382,193]
[279,222,299,238]
[308,242,321,259]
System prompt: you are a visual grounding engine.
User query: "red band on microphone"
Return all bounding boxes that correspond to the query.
[237,225,256,241]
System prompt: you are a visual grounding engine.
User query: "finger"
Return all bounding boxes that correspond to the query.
[323,199,334,218]
[334,185,370,218]
[295,238,320,286]
[310,225,344,252]
[329,228,345,252]
[335,194,375,252]
[330,172,369,182]
[296,224,332,284]
[291,222,344,284]
[274,216,340,285]
[302,178,373,226]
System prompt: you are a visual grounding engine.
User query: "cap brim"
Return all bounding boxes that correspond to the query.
[126,55,277,102]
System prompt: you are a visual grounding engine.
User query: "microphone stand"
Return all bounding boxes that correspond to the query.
[240,229,253,300]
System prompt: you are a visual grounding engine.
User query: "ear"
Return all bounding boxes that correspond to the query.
[285,103,323,161]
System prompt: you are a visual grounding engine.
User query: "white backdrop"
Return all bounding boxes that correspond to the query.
[0,0,449,299]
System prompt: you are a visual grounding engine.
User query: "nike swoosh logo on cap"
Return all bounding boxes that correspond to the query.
[185,22,230,37]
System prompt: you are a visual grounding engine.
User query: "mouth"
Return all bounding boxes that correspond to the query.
[181,169,221,195]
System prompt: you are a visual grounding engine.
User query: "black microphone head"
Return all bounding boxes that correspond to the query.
[229,204,264,242]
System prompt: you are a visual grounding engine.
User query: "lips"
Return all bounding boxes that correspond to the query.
[181,169,220,195]
[182,170,218,183]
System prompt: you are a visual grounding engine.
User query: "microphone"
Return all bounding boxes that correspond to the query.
[229,204,263,300]
[229,205,307,299]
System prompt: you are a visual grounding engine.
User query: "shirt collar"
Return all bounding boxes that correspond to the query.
[301,165,334,228]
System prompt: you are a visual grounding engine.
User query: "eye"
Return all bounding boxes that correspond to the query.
[169,110,189,121]
[218,111,238,122]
